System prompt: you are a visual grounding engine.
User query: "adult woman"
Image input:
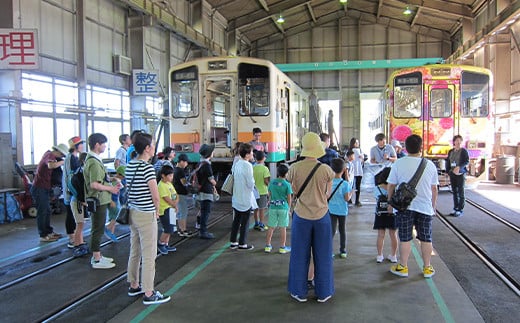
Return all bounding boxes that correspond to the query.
[446,134,469,217]
[197,144,217,239]
[126,132,170,305]
[229,143,255,250]
[287,132,335,303]
[349,137,364,206]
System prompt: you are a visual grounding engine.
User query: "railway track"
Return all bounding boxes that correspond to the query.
[436,196,520,298]
[0,202,233,323]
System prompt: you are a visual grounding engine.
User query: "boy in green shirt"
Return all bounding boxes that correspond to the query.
[265,164,293,253]
[253,151,270,231]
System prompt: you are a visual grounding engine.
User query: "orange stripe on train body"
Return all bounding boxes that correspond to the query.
[171,132,200,143]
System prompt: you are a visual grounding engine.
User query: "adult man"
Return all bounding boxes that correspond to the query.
[114,134,131,168]
[31,143,68,242]
[317,133,339,166]
[370,133,397,165]
[386,134,439,278]
[446,135,469,217]
[250,127,267,154]
[84,133,120,269]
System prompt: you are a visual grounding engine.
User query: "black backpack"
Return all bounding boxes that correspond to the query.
[67,166,85,204]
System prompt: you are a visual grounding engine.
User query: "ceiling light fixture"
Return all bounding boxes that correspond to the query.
[403,6,412,15]
[339,0,348,4]
[276,13,285,24]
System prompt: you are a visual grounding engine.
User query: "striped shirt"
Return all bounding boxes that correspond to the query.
[126,159,156,212]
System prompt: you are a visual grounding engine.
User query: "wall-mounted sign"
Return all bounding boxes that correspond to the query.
[0,29,39,69]
[133,69,159,96]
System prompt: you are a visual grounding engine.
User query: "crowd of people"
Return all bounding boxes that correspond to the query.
[28,125,468,306]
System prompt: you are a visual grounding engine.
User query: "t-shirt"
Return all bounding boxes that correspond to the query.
[83,153,111,206]
[173,166,189,195]
[268,178,293,210]
[370,144,396,165]
[126,159,156,212]
[115,146,127,167]
[158,180,177,215]
[387,156,439,216]
[197,160,214,194]
[328,178,352,216]
[287,159,335,220]
[33,151,57,190]
[253,163,270,195]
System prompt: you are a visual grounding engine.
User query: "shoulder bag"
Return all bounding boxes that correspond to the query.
[389,158,427,212]
[116,163,141,225]
[327,179,345,202]
[289,163,321,215]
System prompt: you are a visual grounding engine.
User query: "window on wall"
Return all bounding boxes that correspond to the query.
[21,73,131,164]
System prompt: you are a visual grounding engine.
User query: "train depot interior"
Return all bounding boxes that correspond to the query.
[1,0,520,322]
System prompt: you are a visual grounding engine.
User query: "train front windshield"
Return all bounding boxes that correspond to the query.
[461,71,489,118]
[171,66,199,118]
[238,63,270,116]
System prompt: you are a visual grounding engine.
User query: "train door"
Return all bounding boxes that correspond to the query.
[202,77,235,159]
[425,81,456,157]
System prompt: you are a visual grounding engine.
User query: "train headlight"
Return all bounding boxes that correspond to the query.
[174,144,194,152]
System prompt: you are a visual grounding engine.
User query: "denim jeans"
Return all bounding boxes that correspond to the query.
[199,199,212,234]
[449,173,465,211]
[31,186,53,237]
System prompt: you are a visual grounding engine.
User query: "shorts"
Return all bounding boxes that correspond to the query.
[396,210,433,242]
[177,195,188,220]
[159,208,176,234]
[267,208,289,228]
[256,194,268,209]
[71,200,86,223]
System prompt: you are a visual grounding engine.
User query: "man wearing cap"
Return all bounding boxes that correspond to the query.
[31,143,68,242]
[287,132,335,303]
[196,144,217,239]
[63,136,85,248]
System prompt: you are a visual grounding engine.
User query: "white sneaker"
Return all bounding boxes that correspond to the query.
[376,255,384,263]
[101,256,114,263]
[387,255,398,263]
[91,257,116,269]
[91,256,114,265]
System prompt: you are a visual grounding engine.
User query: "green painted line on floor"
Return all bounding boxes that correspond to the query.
[130,242,230,322]
[412,244,455,323]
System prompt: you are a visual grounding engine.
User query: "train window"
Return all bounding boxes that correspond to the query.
[430,89,452,118]
[461,71,489,118]
[238,63,270,116]
[171,80,198,118]
[393,72,422,118]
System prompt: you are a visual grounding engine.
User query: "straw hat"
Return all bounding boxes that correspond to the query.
[68,136,85,149]
[300,132,326,158]
[52,143,69,156]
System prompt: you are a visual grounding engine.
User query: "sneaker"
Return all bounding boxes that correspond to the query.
[454,211,463,217]
[290,294,307,303]
[72,245,89,258]
[376,255,384,263]
[104,228,118,242]
[238,244,254,250]
[67,240,75,249]
[259,223,268,230]
[91,258,116,269]
[264,244,272,253]
[199,232,215,239]
[230,242,239,250]
[143,290,171,305]
[49,232,63,238]
[317,295,332,303]
[157,244,169,255]
[128,285,145,297]
[387,255,398,263]
[40,234,59,242]
[390,264,409,277]
[166,245,177,252]
[423,265,435,278]
[90,256,114,265]
[340,253,347,259]
[279,246,291,254]
[355,202,362,207]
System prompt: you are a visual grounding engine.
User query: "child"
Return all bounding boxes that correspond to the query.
[253,150,270,231]
[104,166,125,242]
[328,158,353,258]
[265,164,293,254]
[72,152,89,257]
[157,165,179,255]
[344,150,355,192]
[373,167,398,263]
